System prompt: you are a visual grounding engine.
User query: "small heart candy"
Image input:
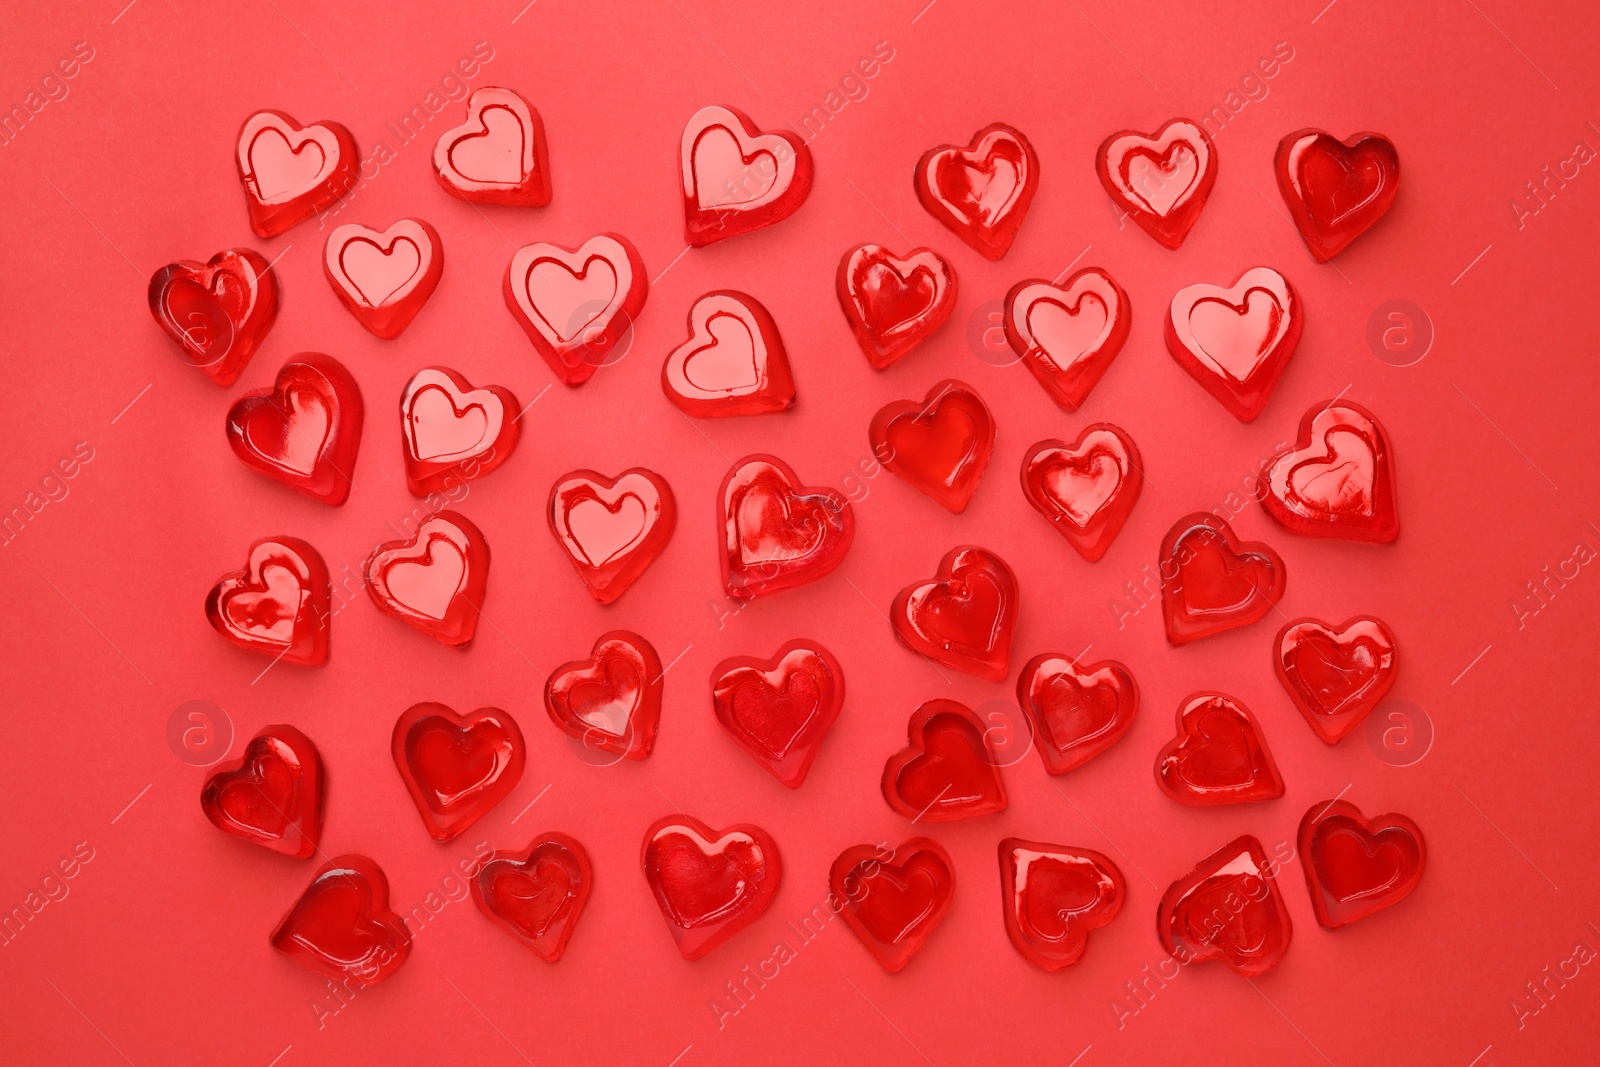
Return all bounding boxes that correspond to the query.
[1158,835,1292,976]
[236,110,357,237]
[998,839,1124,971]
[1259,400,1399,543]
[890,545,1017,680]
[205,535,330,666]
[323,219,442,339]
[200,724,324,857]
[1096,120,1218,249]
[1275,615,1398,744]
[474,832,593,961]
[710,639,843,788]
[830,839,954,973]
[869,380,994,513]
[1159,512,1286,645]
[148,249,279,387]
[400,367,520,498]
[504,233,648,386]
[914,122,1038,259]
[882,699,1008,822]
[226,354,363,506]
[1019,424,1143,562]
[719,454,853,598]
[836,244,958,370]
[1015,653,1138,776]
[548,467,675,604]
[1165,267,1302,422]
[681,105,813,245]
[544,631,663,761]
[641,813,782,960]
[1298,800,1425,928]
[1155,692,1284,806]
[433,86,552,205]
[663,291,795,417]
[364,510,489,647]
[1275,129,1400,261]
[1004,268,1131,411]
[391,701,526,841]
[271,855,411,983]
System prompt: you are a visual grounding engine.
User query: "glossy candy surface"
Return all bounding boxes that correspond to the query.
[271,855,411,983]
[1015,653,1138,776]
[998,839,1124,971]
[400,367,520,497]
[681,105,812,245]
[1275,129,1400,261]
[890,545,1017,680]
[710,639,843,788]
[200,724,324,858]
[226,354,363,506]
[323,219,442,339]
[719,455,853,598]
[364,510,489,646]
[914,122,1038,259]
[205,535,330,666]
[1275,616,1398,744]
[1298,800,1425,928]
[504,234,647,386]
[1096,120,1217,249]
[236,110,357,237]
[545,631,663,761]
[641,814,781,960]
[148,248,279,387]
[830,839,954,973]
[1157,835,1292,976]
[548,468,676,604]
[391,702,525,841]
[869,379,994,513]
[1165,267,1302,422]
[836,244,958,370]
[1004,268,1130,410]
[433,87,551,205]
[473,832,592,961]
[663,291,794,417]
[881,700,1007,822]
[1259,400,1399,542]
[1019,425,1143,562]
[1155,693,1284,806]
[1159,513,1286,645]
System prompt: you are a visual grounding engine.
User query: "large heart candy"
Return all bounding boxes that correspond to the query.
[1158,835,1292,976]
[1165,267,1302,422]
[1096,119,1217,249]
[473,832,593,961]
[663,291,795,417]
[391,701,526,841]
[1155,692,1284,806]
[998,839,1124,971]
[914,122,1038,259]
[641,814,782,960]
[271,855,411,983]
[869,380,994,513]
[400,367,520,498]
[1003,268,1131,411]
[1159,513,1286,645]
[1015,653,1138,776]
[205,535,330,667]
[548,467,675,604]
[836,244,958,370]
[890,545,1017,680]
[504,234,648,386]
[200,724,324,857]
[147,248,279,387]
[323,219,443,339]
[364,510,489,647]
[710,639,843,788]
[719,455,853,598]
[1298,800,1425,928]
[544,630,663,761]
[830,839,954,973]
[881,699,1008,822]
[681,105,813,245]
[432,86,551,205]
[235,110,357,237]
[1259,400,1399,542]
[1019,424,1143,561]
[225,354,363,506]
[1275,615,1398,744]
[1275,129,1400,261]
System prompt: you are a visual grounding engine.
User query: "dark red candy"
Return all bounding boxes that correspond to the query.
[200,724,324,858]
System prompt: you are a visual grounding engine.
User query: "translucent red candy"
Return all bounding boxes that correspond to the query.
[1155,692,1284,806]
[830,839,955,973]
[890,545,1017,680]
[1159,512,1286,645]
[1259,400,1399,542]
[1095,120,1218,249]
[881,699,1007,822]
[473,833,593,961]
[544,631,663,762]
[433,86,552,206]
[1298,800,1425,928]
[1004,268,1131,410]
[681,105,813,245]
[663,291,795,417]
[323,219,442,339]
[547,467,676,605]
[205,535,330,667]
[1015,653,1138,776]
[641,814,782,960]
[1158,835,1292,976]
[719,455,853,598]
[998,839,1124,971]
[148,248,278,387]
[271,855,411,983]
[835,244,958,370]
[363,510,490,647]
[400,367,521,497]
[1165,267,1302,422]
[710,639,844,788]
[235,110,357,237]
[869,380,995,513]
[504,234,647,386]
[1019,424,1143,562]
[225,354,363,506]
[914,122,1038,259]
[200,724,324,858]
[1275,615,1399,744]
[391,702,526,841]
[1275,129,1400,261]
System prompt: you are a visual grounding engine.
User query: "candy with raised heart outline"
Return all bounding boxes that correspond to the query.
[998,839,1124,971]
[830,839,954,973]
[1259,400,1399,542]
[400,367,520,498]
[324,219,442,339]
[545,631,663,761]
[663,291,795,417]
[1159,513,1286,645]
[869,380,994,513]
[1155,692,1284,806]
[148,249,279,387]
[882,699,1008,822]
[1298,800,1425,928]
[642,813,782,960]
[548,468,675,605]
[1096,120,1217,249]
[364,510,489,646]
[1276,615,1398,744]
[1165,267,1302,422]
[433,86,551,206]
[710,639,843,788]
[1275,129,1400,262]
[719,455,853,598]
[391,701,525,841]
[236,110,357,238]
[206,536,330,666]
[890,546,1017,680]
[226,354,363,506]
[836,244,958,370]
[1004,268,1131,411]
[1158,835,1292,976]
[914,122,1038,259]
[681,105,812,246]
[200,724,324,857]
[271,855,411,983]
[504,234,648,386]
[1015,653,1138,776]
[474,832,592,961]
[1020,425,1143,562]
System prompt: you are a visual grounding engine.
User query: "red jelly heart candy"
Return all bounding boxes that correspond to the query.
[1003,268,1131,410]
[433,86,551,205]
[663,291,795,417]
[1155,692,1284,806]
[473,832,592,961]
[882,699,1008,822]
[364,510,489,647]
[392,701,525,841]
[1020,425,1143,562]
[271,855,410,983]
[681,105,812,246]
[998,839,1124,971]
[1165,267,1302,422]
[642,813,782,960]
[206,535,330,666]
[1095,120,1218,249]
[200,724,324,857]
[226,354,363,506]
[148,249,279,387]
[830,839,954,973]
[545,631,663,761]
[1275,129,1400,262]
[1159,513,1286,645]
[890,546,1017,680]
[914,122,1038,259]
[869,380,994,513]
[504,233,647,386]
[1259,400,1399,542]
[1298,800,1425,929]
[236,110,357,238]
[548,468,676,605]
[1015,653,1138,776]
[1276,615,1398,744]
[836,244,958,370]
[1158,836,1292,976]
[719,455,854,598]
[323,219,442,339]
[400,367,520,498]
[710,639,843,788]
